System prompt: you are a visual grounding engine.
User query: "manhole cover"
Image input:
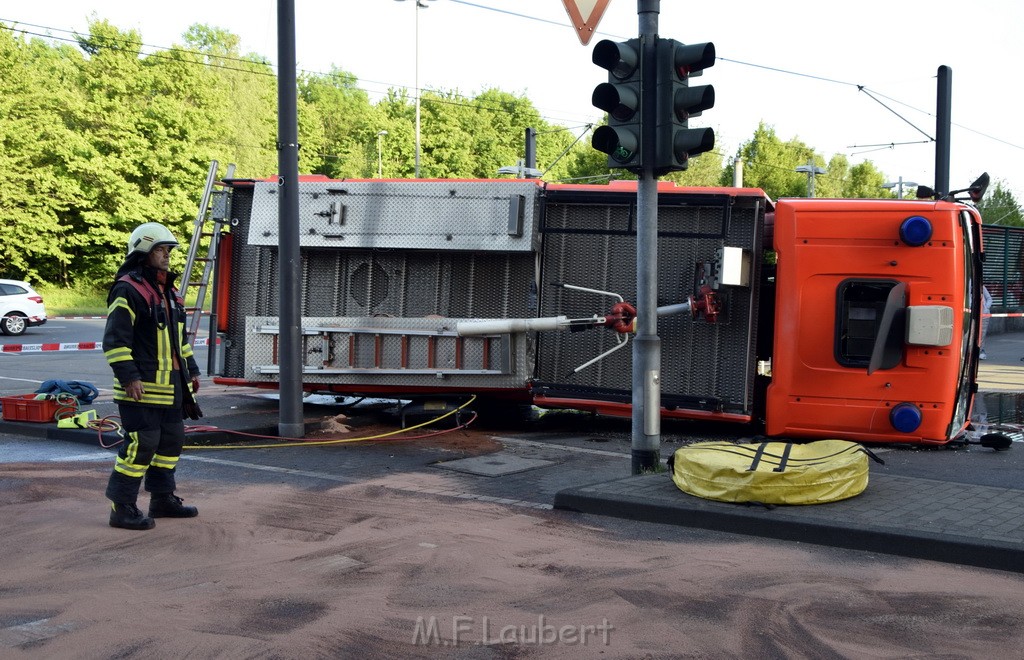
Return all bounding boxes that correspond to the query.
[435,454,555,477]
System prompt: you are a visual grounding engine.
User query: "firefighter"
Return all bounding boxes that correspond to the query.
[103,222,203,530]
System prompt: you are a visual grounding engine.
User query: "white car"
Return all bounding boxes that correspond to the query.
[0,278,47,336]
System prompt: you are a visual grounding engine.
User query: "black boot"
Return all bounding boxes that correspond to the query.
[110,502,155,530]
[149,493,199,518]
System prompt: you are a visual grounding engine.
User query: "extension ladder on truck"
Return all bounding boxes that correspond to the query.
[249,323,514,376]
[180,160,234,360]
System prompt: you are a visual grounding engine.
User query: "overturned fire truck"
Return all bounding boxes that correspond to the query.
[205,176,984,445]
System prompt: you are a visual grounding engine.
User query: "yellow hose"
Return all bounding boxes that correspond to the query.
[181,394,477,450]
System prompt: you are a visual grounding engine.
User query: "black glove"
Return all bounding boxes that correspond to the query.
[182,400,203,420]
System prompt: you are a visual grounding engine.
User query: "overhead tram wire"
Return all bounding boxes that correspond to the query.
[0,20,592,129]
[0,18,277,70]
[717,56,858,88]
[847,140,932,156]
[858,85,1024,152]
[0,18,937,137]
[857,86,934,141]
[0,24,279,78]
[6,13,1022,156]
[718,56,940,150]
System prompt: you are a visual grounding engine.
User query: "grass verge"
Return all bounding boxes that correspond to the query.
[36,284,209,317]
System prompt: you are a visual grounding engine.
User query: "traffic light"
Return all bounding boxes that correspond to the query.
[654,38,716,175]
[591,38,644,173]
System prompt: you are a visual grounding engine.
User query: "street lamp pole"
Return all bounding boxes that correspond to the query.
[397,0,435,178]
[795,158,826,198]
[377,130,388,178]
[414,2,421,178]
[882,176,919,199]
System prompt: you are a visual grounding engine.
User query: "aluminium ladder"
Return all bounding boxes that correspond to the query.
[180,160,235,360]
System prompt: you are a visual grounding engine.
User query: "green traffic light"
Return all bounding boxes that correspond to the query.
[612,145,635,164]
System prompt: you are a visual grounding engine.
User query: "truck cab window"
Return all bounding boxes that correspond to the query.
[835,279,900,367]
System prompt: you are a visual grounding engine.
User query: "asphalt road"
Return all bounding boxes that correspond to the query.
[4,320,1023,485]
[0,318,209,399]
[4,324,1024,656]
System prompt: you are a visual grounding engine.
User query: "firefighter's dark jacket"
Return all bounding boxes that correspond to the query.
[103,260,200,407]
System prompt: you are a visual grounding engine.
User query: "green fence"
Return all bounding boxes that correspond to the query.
[982,225,1024,313]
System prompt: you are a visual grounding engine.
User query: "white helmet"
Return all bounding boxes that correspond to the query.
[127,222,179,256]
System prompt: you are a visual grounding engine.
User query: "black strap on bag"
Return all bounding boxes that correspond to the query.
[772,442,794,472]
[746,442,769,471]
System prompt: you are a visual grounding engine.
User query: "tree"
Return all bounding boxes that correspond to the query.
[9,15,1022,288]
[723,123,890,199]
[662,149,725,187]
[842,161,889,198]
[729,123,810,199]
[0,27,86,283]
[57,20,226,281]
[374,86,569,180]
[182,24,277,179]
[299,67,379,179]
[566,122,725,187]
[558,127,616,184]
[818,154,889,199]
[976,180,1024,227]
[536,125,601,183]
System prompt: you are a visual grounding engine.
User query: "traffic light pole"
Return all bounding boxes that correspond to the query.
[276,0,304,439]
[935,65,952,196]
[632,0,661,474]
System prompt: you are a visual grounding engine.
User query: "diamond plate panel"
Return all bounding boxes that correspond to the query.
[246,180,540,252]
[220,182,538,380]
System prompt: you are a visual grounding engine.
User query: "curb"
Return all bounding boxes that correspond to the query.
[554,473,1024,574]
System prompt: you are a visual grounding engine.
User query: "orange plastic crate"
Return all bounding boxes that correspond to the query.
[1,394,61,423]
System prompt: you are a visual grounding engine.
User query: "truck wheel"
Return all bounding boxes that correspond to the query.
[1,312,26,336]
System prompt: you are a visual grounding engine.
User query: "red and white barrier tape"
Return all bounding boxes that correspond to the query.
[1,341,101,353]
[1,337,214,354]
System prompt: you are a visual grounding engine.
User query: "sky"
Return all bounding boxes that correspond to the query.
[4,0,1022,204]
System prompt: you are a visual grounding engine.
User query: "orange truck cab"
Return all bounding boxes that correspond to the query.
[766,198,984,444]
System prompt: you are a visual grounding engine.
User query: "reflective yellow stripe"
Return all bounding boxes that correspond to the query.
[112,379,176,406]
[157,326,172,373]
[106,346,134,363]
[137,393,174,405]
[151,454,179,470]
[107,298,137,323]
[124,431,139,464]
[114,432,148,477]
[178,320,195,358]
[114,456,147,478]
[113,381,173,394]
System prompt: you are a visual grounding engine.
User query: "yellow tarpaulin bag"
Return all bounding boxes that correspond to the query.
[670,439,882,505]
